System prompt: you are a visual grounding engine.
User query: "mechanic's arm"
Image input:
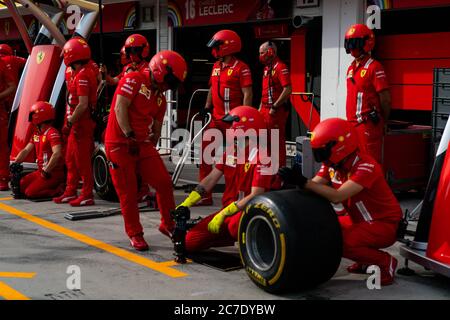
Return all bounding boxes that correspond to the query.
[150,119,162,145]
[205,87,213,110]
[69,95,89,124]
[273,85,292,109]
[14,143,34,163]
[242,86,253,107]
[177,168,223,209]
[43,144,63,173]
[114,95,133,135]
[379,89,391,121]
[0,80,16,100]
[305,179,363,204]
[235,186,265,211]
[312,175,330,185]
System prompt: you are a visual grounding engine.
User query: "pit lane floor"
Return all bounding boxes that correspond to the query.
[0,166,449,300]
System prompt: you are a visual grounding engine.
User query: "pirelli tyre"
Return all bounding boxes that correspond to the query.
[92,144,118,202]
[239,189,342,293]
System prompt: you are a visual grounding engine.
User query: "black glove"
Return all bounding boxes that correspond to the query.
[126,131,139,156]
[278,165,308,188]
[171,205,190,221]
[199,107,211,118]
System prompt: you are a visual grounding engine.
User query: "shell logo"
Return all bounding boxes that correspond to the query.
[162,59,168,65]
[338,136,345,142]
[225,40,229,45]
[36,51,45,64]
[241,116,247,122]
[78,39,86,45]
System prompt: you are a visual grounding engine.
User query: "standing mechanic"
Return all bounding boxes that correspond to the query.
[105,50,187,251]
[174,106,275,252]
[0,56,16,191]
[258,41,292,167]
[199,30,253,205]
[0,44,26,87]
[53,38,97,206]
[13,102,64,199]
[344,24,391,164]
[278,118,401,286]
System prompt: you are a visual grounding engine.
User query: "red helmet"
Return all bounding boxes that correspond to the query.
[124,34,150,59]
[149,50,187,90]
[207,30,241,59]
[0,44,13,56]
[310,118,359,164]
[223,106,266,132]
[120,46,129,65]
[29,101,55,126]
[63,38,91,66]
[344,24,375,55]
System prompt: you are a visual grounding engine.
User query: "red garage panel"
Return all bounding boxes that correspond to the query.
[393,0,450,9]
[390,85,433,110]
[384,59,450,85]
[290,28,320,130]
[377,32,450,60]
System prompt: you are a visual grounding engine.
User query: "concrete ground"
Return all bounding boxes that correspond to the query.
[0,163,449,300]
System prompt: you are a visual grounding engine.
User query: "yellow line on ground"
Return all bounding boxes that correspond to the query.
[0,202,187,278]
[0,282,30,300]
[0,272,36,279]
[0,197,13,201]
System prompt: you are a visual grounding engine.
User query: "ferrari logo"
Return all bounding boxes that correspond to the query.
[157,97,163,106]
[329,169,335,180]
[348,27,355,35]
[271,69,276,76]
[360,69,367,78]
[36,51,45,64]
[42,136,46,143]
[129,37,135,43]
[227,69,233,76]
[244,162,251,173]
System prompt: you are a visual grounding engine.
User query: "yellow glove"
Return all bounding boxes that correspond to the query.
[208,202,239,234]
[177,190,202,209]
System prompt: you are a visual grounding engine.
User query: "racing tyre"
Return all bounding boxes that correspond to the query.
[239,189,342,293]
[92,144,118,201]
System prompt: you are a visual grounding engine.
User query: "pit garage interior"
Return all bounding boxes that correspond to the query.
[0,0,449,300]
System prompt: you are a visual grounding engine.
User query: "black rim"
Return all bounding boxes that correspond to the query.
[245,215,278,272]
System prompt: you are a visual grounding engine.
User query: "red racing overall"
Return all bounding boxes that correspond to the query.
[0,59,14,186]
[20,127,65,198]
[199,58,253,188]
[260,57,291,167]
[316,153,402,269]
[105,71,175,237]
[346,56,389,163]
[64,65,97,198]
[186,147,273,252]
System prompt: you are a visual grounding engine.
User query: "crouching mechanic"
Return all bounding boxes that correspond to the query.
[173,106,276,252]
[13,102,64,199]
[278,118,401,286]
[105,50,187,251]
